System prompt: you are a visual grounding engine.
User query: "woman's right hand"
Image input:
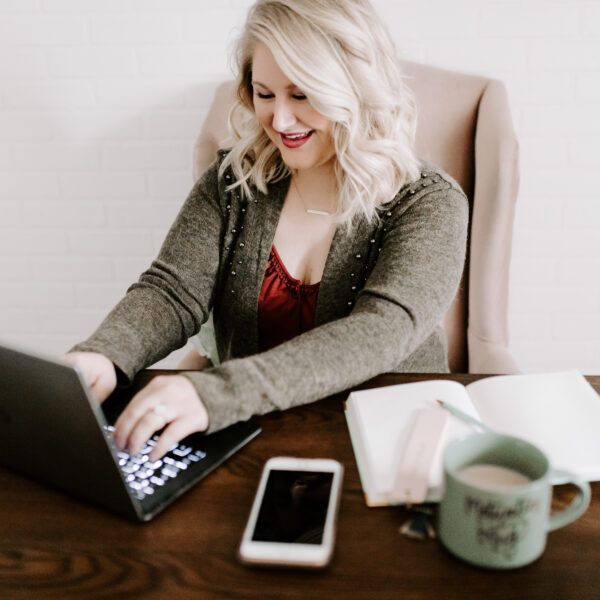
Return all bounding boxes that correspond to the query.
[62,351,117,404]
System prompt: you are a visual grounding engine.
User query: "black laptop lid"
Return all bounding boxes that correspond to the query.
[0,343,261,522]
[0,343,139,519]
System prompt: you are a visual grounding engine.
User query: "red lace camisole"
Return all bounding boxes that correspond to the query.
[257,246,320,352]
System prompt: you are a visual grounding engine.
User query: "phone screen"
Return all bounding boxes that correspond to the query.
[251,469,334,545]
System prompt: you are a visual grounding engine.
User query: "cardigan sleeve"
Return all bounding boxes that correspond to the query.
[185,182,469,433]
[70,161,225,379]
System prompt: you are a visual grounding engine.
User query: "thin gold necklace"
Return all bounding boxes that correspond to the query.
[292,176,332,216]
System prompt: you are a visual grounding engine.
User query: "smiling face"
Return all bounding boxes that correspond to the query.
[251,43,336,174]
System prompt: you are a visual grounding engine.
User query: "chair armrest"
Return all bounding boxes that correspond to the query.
[468,78,520,374]
[468,331,520,374]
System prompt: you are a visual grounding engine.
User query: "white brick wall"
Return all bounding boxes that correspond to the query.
[0,0,599,373]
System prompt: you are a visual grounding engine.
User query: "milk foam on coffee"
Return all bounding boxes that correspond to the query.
[457,464,532,489]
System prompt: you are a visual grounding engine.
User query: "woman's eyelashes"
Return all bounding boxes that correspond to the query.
[254,91,307,101]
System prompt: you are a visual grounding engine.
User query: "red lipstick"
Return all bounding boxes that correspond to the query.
[280,131,313,148]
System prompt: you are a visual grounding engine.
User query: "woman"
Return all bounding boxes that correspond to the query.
[65,0,468,461]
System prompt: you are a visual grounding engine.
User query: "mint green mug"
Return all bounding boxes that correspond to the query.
[438,433,591,569]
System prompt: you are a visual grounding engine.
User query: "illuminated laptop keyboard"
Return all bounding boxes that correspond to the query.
[104,425,206,501]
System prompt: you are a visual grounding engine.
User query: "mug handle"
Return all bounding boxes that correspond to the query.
[547,469,591,532]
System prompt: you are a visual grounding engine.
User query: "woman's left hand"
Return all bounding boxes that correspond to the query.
[113,375,209,461]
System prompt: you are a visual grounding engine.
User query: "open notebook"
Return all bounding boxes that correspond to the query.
[345,371,600,506]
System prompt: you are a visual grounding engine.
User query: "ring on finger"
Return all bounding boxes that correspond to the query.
[152,403,167,417]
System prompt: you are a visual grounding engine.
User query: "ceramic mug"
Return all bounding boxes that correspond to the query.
[438,433,591,569]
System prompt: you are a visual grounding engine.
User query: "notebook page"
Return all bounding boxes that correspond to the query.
[466,371,600,479]
[346,379,478,503]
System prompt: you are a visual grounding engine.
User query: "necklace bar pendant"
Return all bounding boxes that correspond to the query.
[306,209,331,216]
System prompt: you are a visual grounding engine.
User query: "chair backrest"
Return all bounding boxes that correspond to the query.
[192,61,520,373]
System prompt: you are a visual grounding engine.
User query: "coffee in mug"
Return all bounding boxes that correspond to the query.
[438,433,590,569]
[457,464,531,489]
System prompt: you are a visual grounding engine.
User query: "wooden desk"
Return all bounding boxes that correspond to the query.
[1,373,599,600]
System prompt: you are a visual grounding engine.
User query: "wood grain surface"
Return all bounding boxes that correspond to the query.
[1,373,599,600]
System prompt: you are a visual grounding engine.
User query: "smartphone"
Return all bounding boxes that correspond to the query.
[239,456,344,568]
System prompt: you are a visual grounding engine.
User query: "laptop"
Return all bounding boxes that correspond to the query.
[0,342,260,522]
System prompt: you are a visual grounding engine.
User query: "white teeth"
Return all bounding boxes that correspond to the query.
[283,132,311,140]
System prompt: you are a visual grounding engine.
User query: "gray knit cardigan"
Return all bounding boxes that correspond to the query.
[73,150,469,433]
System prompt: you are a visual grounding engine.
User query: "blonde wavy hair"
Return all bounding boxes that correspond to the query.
[221,0,420,227]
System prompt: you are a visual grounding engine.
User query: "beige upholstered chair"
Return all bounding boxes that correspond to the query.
[189,61,520,374]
